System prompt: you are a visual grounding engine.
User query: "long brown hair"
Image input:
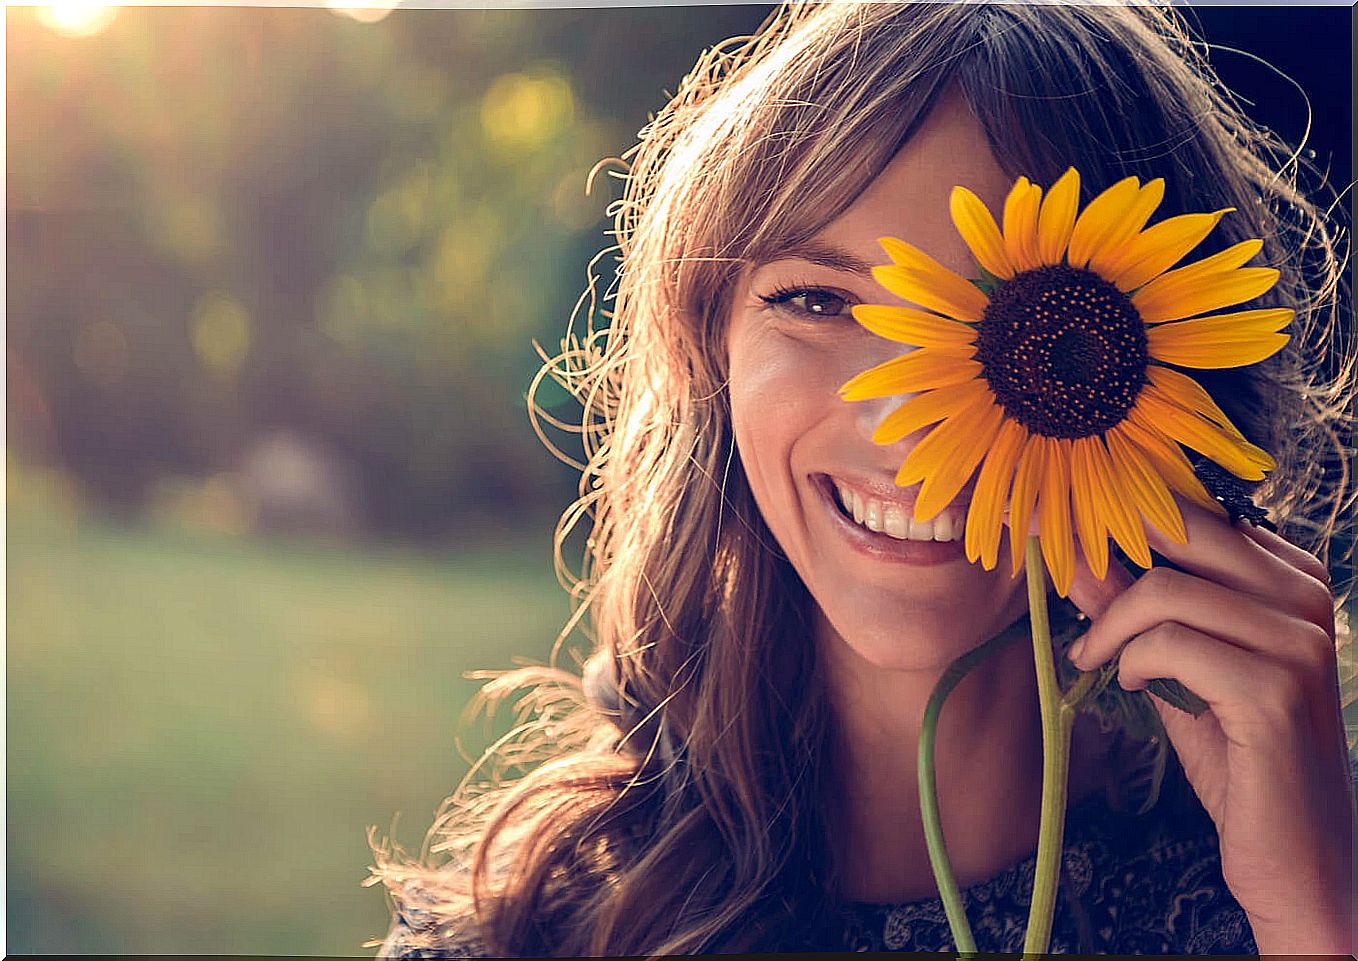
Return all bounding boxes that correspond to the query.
[368,3,1354,955]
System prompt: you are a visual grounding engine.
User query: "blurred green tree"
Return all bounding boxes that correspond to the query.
[8,4,772,540]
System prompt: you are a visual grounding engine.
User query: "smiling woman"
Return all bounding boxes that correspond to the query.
[368,3,1356,956]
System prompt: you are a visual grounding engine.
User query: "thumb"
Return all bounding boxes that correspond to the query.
[1065,542,1135,621]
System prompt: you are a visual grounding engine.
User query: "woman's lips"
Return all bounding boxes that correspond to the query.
[813,474,968,566]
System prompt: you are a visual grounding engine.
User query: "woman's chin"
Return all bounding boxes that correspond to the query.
[815,605,1022,673]
[814,616,988,667]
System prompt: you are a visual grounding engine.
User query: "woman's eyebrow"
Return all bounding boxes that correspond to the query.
[751,241,877,277]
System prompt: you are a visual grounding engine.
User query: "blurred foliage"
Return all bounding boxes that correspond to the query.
[8,4,774,540]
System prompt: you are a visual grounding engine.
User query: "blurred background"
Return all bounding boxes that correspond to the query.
[7,2,1353,955]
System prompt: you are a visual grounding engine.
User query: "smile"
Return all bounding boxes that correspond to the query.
[812,474,970,567]
[829,477,968,542]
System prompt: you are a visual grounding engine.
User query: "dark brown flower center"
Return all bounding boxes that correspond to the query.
[975,265,1148,439]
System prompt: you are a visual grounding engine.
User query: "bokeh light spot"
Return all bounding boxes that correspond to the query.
[144,191,223,269]
[299,673,372,740]
[432,217,495,316]
[480,70,575,153]
[190,291,252,377]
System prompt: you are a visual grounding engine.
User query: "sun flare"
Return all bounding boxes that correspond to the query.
[36,1,118,38]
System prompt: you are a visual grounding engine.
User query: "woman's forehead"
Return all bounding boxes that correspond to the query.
[734,90,1018,284]
[817,95,1011,258]
[735,94,1010,285]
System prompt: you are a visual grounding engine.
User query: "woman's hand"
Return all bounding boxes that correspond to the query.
[1062,498,1356,954]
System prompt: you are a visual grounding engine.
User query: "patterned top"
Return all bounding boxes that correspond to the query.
[376,753,1260,957]
[828,754,1256,954]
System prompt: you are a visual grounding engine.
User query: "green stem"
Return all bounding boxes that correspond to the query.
[918,612,1029,954]
[1023,533,1074,956]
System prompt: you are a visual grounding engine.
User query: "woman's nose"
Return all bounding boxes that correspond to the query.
[853,390,915,446]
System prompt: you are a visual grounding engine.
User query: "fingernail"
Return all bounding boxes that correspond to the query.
[1068,637,1088,666]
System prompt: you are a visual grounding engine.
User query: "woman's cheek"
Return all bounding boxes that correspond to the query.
[729,335,798,473]
[727,329,838,529]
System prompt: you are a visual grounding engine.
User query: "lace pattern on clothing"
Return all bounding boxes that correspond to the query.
[832,764,1257,954]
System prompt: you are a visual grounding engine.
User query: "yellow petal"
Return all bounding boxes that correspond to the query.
[1007,435,1045,576]
[1147,310,1292,368]
[1069,437,1110,581]
[871,378,991,445]
[1086,434,1153,570]
[1002,177,1042,271]
[1087,179,1166,277]
[1115,416,1229,518]
[879,236,940,271]
[893,394,993,490]
[951,186,1015,279]
[1130,235,1266,313]
[914,400,1005,522]
[839,348,980,400]
[1066,176,1141,269]
[1145,364,1260,441]
[1149,333,1290,369]
[1035,168,1080,266]
[851,304,979,347]
[1105,209,1237,290]
[1138,382,1274,471]
[966,417,1026,570]
[1038,437,1077,597]
[1130,388,1273,479]
[873,264,990,322]
[1132,266,1280,323]
[1105,425,1189,545]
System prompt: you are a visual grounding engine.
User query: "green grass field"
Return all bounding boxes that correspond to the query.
[8,505,571,956]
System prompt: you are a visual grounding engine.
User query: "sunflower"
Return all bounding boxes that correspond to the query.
[839,168,1288,598]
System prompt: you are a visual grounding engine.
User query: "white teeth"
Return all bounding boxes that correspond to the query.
[831,480,964,542]
[908,516,937,540]
[883,503,908,539]
[864,498,882,533]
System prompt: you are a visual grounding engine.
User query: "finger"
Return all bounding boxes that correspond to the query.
[1066,538,1136,622]
[1231,519,1338,631]
[1068,566,1331,672]
[1237,520,1333,590]
[1114,620,1306,746]
[1141,496,1310,602]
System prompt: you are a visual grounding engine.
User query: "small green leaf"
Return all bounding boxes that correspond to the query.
[970,264,1004,296]
[1146,677,1209,717]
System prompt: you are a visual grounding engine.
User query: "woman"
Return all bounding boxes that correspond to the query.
[369,3,1355,955]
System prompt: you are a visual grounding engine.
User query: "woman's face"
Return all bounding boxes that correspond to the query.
[727,94,1035,669]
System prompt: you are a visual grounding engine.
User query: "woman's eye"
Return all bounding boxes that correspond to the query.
[760,287,854,319]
